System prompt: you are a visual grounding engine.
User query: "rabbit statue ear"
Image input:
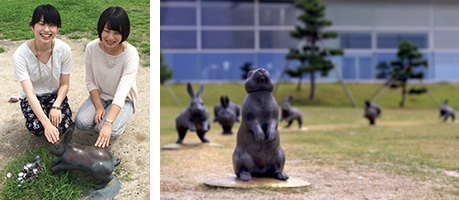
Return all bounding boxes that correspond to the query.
[63,127,73,145]
[187,82,195,98]
[288,94,293,102]
[196,84,204,98]
[220,96,225,105]
[246,70,254,79]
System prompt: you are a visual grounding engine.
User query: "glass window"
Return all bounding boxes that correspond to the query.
[377,33,428,49]
[202,30,254,49]
[433,53,459,81]
[163,53,199,81]
[259,52,300,81]
[433,31,459,49]
[161,0,195,2]
[325,1,374,26]
[374,2,429,26]
[260,30,298,49]
[200,53,256,80]
[201,1,254,26]
[342,57,356,79]
[160,7,196,26]
[359,57,373,79]
[433,2,459,27]
[339,32,371,49]
[160,30,196,49]
[259,1,297,26]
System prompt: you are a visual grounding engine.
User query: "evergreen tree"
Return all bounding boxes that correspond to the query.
[383,40,428,107]
[160,50,173,84]
[286,0,343,99]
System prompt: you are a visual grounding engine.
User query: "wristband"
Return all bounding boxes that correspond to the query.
[105,119,114,124]
[51,105,62,110]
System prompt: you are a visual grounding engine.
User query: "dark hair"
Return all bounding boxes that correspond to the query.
[97,7,130,44]
[29,4,62,28]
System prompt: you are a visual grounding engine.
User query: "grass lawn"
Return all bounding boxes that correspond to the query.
[160,82,459,198]
[0,0,150,66]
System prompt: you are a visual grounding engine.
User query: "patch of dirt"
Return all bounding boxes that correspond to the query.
[0,36,149,199]
[278,120,436,132]
[161,123,457,199]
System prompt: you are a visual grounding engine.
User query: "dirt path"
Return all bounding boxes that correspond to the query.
[278,120,437,132]
[0,37,150,199]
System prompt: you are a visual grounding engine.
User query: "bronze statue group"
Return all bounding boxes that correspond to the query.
[173,68,455,183]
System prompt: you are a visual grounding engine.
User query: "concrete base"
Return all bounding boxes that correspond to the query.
[82,177,120,200]
[205,176,311,188]
[161,142,224,150]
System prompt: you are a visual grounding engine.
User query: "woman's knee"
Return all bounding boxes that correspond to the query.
[75,116,94,131]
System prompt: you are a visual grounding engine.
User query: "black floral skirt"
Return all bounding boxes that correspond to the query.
[20,94,73,136]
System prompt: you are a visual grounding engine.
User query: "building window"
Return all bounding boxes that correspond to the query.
[260,30,298,49]
[202,30,254,49]
[160,30,197,49]
[201,1,254,26]
[160,7,196,26]
[259,1,297,26]
[377,33,428,49]
[339,32,372,49]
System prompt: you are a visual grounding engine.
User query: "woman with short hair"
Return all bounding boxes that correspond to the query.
[13,4,73,144]
[75,7,139,148]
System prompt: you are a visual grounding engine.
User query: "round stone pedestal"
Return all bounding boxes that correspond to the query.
[205,176,311,188]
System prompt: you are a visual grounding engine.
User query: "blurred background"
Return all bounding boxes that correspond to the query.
[160,0,459,83]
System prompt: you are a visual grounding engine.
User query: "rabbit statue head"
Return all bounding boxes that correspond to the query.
[187,83,206,119]
[48,123,74,156]
[282,95,293,111]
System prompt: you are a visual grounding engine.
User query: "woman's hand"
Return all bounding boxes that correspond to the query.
[95,123,111,148]
[44,123,60,144]
[49,108,62,127]
[94,108,106,125]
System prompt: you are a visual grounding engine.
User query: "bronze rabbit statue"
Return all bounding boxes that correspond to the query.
[439,99,455,122]
[364,100,382,125]
[213,96,240,134]
[48,123,120,190]
[280,94,303,128]
[175,82,211,144]
[232,68,289,181]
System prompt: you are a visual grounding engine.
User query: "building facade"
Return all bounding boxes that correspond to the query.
[161,0,459,82]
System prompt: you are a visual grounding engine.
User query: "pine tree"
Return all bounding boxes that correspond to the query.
[386,40,428,107]
[286,0,343,99]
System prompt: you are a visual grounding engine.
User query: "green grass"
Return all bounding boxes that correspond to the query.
[161,83,459,196]
[0,47,5,53]
[0,146,93,200]
[0,0,150,66]
[161,82,459,109]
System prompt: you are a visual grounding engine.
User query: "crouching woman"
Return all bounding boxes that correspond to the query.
[13,4,73,144]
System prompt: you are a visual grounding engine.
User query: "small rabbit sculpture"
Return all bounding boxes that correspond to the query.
[213,96,241,134]
[280,94,303,128]
[233,68,289,181]
[364,100,382,125]
[48,123,120,190]
[175,82,211,144]
[439,99,455,122]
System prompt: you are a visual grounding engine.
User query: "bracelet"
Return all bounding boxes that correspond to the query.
[105,119,114,124]
[51,105,62,110]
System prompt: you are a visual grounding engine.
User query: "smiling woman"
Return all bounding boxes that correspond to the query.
[12,4,74,145]
[74,7,139,149]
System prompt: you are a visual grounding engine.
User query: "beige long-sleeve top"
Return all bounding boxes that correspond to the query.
[85,39,139,113]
